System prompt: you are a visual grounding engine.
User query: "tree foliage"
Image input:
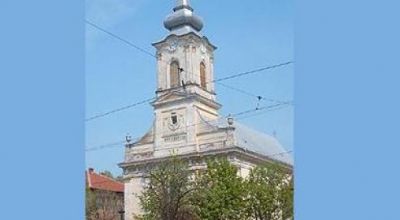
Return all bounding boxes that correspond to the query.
[280,176,294,220]
[193,159,247,220]
[139,156,199,220]
[137,157,293,220]
[245,163,293,220]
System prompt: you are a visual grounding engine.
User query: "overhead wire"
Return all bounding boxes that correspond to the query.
[84,60,292,122]
[84,61,292,122]
[85,20,156,59]
[215,81,290,104]
[85,140,127,152]
[85,97,156,122]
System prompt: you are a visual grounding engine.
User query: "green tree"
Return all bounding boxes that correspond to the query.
[139,156,199,220]
[280,176,294,220]
[85,186,97,219]
[194,159,247,220]
[137,157,293,220]
[245,163,293,220]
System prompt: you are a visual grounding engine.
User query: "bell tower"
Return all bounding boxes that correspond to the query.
[150,0,221,156]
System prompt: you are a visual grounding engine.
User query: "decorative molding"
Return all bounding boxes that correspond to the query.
[163,133,187,142]
[120,146,293,171]
[152,33,217,51]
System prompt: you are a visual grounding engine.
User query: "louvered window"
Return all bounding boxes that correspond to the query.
[200,62,206,89]
[170,61,180,88]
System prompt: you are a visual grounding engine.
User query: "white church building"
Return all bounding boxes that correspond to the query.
[119,1,293,219]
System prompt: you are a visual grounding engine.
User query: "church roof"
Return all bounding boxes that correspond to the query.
[233,122,293,165]
[210,118,293,165]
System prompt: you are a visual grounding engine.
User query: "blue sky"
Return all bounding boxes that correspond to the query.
[85,0,293,175]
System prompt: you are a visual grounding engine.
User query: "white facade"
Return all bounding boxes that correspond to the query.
[119,1,292,219]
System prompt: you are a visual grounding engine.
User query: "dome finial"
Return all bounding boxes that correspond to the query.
[164,0,203,35]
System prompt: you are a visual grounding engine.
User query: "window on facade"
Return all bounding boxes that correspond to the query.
[200,62,206,89]
[170,61,180,88]
[171,113,178,125]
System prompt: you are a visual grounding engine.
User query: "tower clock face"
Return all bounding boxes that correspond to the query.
[168,39,178,52]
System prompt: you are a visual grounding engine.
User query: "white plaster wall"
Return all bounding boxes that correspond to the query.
[155,35,215,95]
[124,177,144,220]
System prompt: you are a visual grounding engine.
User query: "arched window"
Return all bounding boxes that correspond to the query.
[170,61,180,88]
[200,62,206,89]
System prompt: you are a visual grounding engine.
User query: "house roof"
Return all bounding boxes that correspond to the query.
[86,169,124,193]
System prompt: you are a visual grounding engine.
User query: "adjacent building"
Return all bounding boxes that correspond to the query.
[86,168,124,220]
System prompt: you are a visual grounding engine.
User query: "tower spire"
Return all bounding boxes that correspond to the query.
[174,0,192,11]
[164,0,203,35]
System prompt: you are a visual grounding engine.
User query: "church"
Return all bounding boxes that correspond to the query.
[119,1,293,219]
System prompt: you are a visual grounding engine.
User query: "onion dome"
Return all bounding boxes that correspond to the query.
[164,0,204,34]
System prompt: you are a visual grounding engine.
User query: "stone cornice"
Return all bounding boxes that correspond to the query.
[155,83,217,96]
[152,32,217,51]
[152,91,221,110]
[119,146,292,171]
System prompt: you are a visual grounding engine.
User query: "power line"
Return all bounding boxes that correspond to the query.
[85,20,156,59]
[212,61,293,83]
[85,97,155,122]
[85,61,292,122]
[216,82,290,104]
[85,140,126,152]
[216,82,261,99]
[235,103,292,120]
[84,61,291,122]
[231,102,291,117]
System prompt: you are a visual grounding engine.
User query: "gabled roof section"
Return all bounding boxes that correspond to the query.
[153,91,189,104]
[86,169,124,193]
[132,123,154,146]
[152,91,221,110]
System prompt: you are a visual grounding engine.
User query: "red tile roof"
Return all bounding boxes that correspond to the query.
[86,169,124,193]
